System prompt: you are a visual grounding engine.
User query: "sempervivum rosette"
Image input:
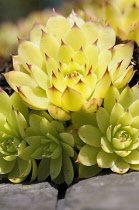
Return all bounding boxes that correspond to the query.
[72,85,139,178]
[19,111,76,185]
[0,88,37,183]
[4,11,134,120]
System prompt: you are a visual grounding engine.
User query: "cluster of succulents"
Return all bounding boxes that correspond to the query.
[1,3,139,185]
[62,0,139,46]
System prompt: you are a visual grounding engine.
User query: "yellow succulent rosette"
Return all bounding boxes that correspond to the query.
[5,11,134,120]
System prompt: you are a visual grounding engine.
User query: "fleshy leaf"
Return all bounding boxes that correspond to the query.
[123,150,139,164]
[37,158,50,181]
[61,87,86,111]
[79,164,102,178]
[81,21,98,45]
[40,31,59,59]
[17,86,50,110]
[98,25,116,51]
[96,107,109,134]
[4,71,37,92]
[18,40,44,69]
[60,133,74,147]
[0,157,15,174]
[104,85,120,114]
[50,155,62,180]
[48,105,71,121]
[93,70,111,98]
[101,137,113,153]
[78,125,102,147]
[64,25,86,51]
[77,145,100,166]
[111,157,129,174]
[62,154,74,185]
[46,13,70,40]
[110,102,124,126]
[71,111,97,128]
[47,86,62,107]
[56,41,74,64]
[129,99,139,117]
[97,149,117,168]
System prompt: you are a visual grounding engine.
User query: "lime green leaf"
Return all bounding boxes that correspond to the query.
[0,89,12,120]
[51,146,62,159]
[0,157,15,174]
[129,99,139,117]
[131,116,139,129]
[10,92,28,122]
[118,110,132,126]
[71,111,97,128]
[110,102,124,126]
[101,137,113,153]
[104,85,120,114]
[123,150,139,164]
[96,107,109,134]
[8,158,31,179]
[60,133,74,147]
[78,125,102,147]
[97,149,117,168]
[119,86,136,110]
[79,164,102,178]
[111,157,129,173]
[77,145,100,166]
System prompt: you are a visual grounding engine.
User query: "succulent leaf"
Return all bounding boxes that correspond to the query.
[4,11,134,118]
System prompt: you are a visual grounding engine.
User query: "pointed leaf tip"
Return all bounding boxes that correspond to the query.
[52,8,62,16]
[72,22,79,28]
[45,53,50,60]
[26,63,32,70]
[41,29,47,36]
[61,39,66,46]
[18,37,25,44]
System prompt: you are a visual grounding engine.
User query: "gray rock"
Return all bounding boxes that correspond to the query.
[61,171,139,210]
[0,181,58,210]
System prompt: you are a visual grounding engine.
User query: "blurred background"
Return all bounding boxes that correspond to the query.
[0,0,67,23]
[0,0,79,57]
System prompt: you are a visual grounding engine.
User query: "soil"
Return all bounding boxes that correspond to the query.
[0,56,14,95]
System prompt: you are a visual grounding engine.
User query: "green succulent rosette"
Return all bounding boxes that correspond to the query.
[0,88,37,183]
[4,11,134,120]
[19,111,76,185]
[72,85,139,178]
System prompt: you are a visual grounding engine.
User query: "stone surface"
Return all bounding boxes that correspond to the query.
[60,171,139,210]
[0,181,58,210]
